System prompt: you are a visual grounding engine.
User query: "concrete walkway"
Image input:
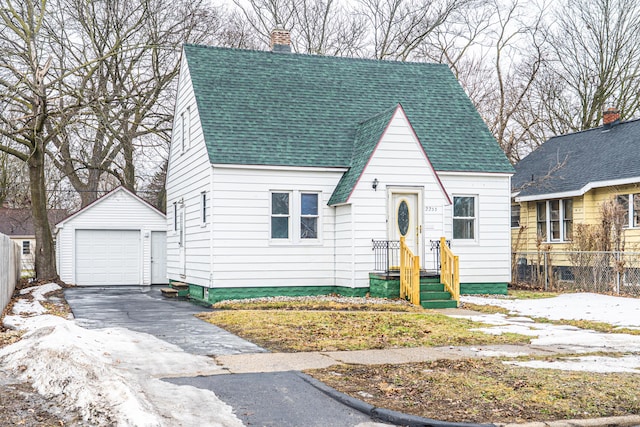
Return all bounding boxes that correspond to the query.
[213,343,572,374]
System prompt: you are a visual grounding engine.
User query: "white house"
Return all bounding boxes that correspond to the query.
[166,30,514,305]
[56,187,167,286]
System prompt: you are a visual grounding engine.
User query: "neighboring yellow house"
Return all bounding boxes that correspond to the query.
[512,110,640,254]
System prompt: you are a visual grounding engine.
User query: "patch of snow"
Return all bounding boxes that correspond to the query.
[505,355,640,373]
[20,282,61,300]
[462,293,640,327]
[469,347,529,358]
[0,284,243,427]
[7,283,62,319]
[452,292,640,372]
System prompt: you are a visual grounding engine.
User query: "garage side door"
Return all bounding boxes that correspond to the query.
[75,230,141,285]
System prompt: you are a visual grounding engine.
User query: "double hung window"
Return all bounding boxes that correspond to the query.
[453,196,476,240]
[511,204,521,228]
[537,199,572,242]
[271,192,290,239]
[300,193,318,239]
[616,194,640,228]
[271,191,320,241]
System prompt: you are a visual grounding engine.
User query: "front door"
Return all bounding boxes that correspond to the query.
[389,190,422,257]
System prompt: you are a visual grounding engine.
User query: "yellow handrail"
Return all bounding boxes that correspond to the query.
[399,236,420,306]
[440,237,460,306]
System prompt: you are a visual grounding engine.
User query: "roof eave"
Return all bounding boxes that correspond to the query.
[515,176,640,202]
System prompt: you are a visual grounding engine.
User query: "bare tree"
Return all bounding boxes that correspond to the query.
[356,0,472,60]
[232,0,368,55]
[0,0,68,279]
[545,0,640,132]
[46,0,217,207]
[0,150,29,207]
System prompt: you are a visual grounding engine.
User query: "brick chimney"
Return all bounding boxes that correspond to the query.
[603,107,621,126]
[270,26,291,53]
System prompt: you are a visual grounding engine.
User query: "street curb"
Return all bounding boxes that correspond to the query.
[297,372,495,427]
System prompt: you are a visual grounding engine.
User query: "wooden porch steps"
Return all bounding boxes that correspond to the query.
[160,287,178,297]
[160,282,190,299]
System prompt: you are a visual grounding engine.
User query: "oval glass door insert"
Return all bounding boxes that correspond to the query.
[398,201,409,236]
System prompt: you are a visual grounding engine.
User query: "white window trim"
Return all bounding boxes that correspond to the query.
[173,202,178,232]
[180,112,185,153]
[179,106,191,154]
[269,190,322,245]
[452,195,478,243]
[537,199,572,243]
[618,193,640,228]
[300,192,320,241]
[511,204,521,228]
[185,106,191,148]
[200,191,208,226]
[270,191,292,242]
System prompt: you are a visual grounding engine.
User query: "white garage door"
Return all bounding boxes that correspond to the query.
[75,229,141,285]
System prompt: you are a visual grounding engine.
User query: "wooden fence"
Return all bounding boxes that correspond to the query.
[0,233,21,313]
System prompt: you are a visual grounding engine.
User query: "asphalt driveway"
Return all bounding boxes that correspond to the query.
[64,285,264,356]
[63,285,395,426]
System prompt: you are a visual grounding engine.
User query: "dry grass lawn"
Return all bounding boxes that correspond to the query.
[198,307,529,352]
[308,358,640,424]
[201,297,640,423]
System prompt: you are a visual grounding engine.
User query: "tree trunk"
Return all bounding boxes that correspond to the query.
[28,146,58,281]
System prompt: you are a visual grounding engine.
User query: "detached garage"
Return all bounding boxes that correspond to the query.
[56,187,167,286]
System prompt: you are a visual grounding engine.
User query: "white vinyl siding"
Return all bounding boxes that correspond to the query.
[166,53,213,287]
[334,204,353,287]
[210,166,342,288]
[439,173,512,284]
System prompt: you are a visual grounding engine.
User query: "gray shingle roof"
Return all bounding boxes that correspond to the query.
[513,119,640,199]
[0,209,68,237]
[183,45,513,174]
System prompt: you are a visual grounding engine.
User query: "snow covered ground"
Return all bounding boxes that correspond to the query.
[460,293,640,373]
[0,283,243,427]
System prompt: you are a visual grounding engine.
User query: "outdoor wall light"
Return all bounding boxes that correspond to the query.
[372,178,379,191]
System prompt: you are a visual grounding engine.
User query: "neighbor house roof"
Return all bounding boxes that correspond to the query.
[513,119,640,201]
[0,208,68,237]
[183,44,513,175]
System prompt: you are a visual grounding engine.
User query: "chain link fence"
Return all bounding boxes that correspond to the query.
[512,251,640,297]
